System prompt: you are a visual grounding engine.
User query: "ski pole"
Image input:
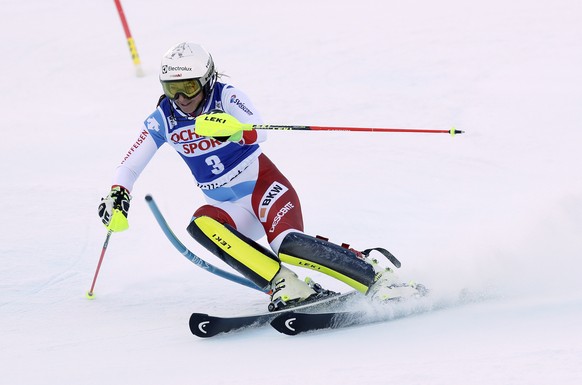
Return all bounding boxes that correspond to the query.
[195,112,464,137]
[86,230,113,299]
[145,195,265,292]
[253,125,463,135]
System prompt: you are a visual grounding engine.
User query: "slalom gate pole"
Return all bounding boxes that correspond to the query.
[113,0,144,77]
[86,230,113,299]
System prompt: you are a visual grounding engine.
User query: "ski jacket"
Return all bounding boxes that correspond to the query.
[112,82,266,192]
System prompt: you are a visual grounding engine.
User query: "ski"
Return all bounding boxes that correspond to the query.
[271,289,479,336]
[270,310,368,335]
[189,290,360,338]
[189,312,274,338]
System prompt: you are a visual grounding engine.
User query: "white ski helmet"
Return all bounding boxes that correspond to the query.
[159,42,216,99]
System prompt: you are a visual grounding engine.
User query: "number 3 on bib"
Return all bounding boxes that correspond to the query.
[205,155,225,175]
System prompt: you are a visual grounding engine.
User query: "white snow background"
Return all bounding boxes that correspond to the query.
[1,0,581,384]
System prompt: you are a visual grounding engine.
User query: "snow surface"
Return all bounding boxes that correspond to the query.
[1,0,581,384]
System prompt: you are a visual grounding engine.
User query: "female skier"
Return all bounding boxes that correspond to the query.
[98,42,422,310]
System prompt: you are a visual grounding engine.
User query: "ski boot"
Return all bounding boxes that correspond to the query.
[268,266,317,312]
[268,267,338,312]
[365,256,428,301]
[336,240,428,301]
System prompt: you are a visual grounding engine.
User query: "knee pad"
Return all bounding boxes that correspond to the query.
[187,216,280,290]
[278,232,375,293]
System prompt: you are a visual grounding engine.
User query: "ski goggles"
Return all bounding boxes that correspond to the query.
[161,78,203,99]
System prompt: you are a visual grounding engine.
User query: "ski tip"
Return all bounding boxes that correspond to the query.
[189,313,214,338]
[144,194,153,202]
[270,312,301,336]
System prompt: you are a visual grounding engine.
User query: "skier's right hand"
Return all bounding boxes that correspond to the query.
[98,186,131,232]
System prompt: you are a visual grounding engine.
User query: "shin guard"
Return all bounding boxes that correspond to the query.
[278,232,376,293]
[187,216,281,291]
